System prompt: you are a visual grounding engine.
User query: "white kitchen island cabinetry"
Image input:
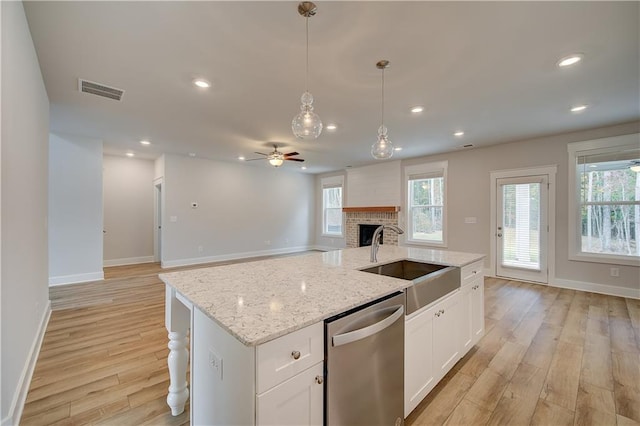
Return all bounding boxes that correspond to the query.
[404,290,462,417]
[192,307,324,426]
[161,245,485,424]
[460,260,485,352]
[404,259,485,417]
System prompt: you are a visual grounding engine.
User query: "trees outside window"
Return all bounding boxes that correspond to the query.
[321,176,343,236]
[405,161,447,246]
[568,135,640,266]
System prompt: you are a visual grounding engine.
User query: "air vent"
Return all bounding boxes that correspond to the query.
[78,79,124,101]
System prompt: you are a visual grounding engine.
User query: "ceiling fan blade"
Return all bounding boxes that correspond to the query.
[284,152,300,157]
[245,158,266,162]
[254,152,268,156]
[286,158,305,162]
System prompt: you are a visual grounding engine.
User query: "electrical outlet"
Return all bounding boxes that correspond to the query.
[265,240,271,246]
[610,267,619,277]
[209,350,223,380]
[198,245,203,253]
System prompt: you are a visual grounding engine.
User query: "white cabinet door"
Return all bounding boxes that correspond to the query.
[404,304,437,417]
[460,284,473,352]
[433,291,462,380]
[256,362,323,426]
[470,278,485,346]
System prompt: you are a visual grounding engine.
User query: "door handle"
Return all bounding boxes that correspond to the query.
[497,233,502,237]
[332,305,404,347]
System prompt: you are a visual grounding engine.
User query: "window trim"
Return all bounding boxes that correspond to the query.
[321,175,344,238]
[404,161,448,248]
[567,134,640,267]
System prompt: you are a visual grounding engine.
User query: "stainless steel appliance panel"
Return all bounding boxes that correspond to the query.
[325,292,405,426]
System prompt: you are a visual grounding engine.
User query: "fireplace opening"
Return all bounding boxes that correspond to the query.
[359,224,383,247]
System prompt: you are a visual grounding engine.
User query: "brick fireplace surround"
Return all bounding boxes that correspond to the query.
[345,211,400,248]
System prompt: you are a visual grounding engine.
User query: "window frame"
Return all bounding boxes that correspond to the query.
[404,161,448,248]
[321,175,344,238]
[567,134,640,267]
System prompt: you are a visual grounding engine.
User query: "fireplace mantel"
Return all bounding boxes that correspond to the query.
[342,206,401,213]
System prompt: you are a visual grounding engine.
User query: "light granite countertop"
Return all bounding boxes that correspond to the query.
[160,245,485,346]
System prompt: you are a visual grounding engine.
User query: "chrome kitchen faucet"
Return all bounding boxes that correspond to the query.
[370,225,404,262]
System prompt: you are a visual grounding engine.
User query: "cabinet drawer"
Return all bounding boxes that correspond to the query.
[461,260,483,287]
[257,322,324,394]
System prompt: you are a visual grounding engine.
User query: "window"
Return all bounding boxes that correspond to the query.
[405,161,447,246]
[568,135,640,266]
[322,176,343,236]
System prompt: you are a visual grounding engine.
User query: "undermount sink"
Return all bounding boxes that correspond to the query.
[360,260,447,280]
[360,260,460,315]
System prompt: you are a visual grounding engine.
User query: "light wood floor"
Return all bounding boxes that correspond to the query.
[23,261,640,425]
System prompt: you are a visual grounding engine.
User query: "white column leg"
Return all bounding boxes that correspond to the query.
[167,330,189,415]
[165,284,191,416]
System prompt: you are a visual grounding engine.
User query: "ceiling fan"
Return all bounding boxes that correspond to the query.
[247,145,305,168]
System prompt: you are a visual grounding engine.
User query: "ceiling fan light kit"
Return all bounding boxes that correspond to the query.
[371,60,395,160]
[247,145,305,168]
[292,1,323,140]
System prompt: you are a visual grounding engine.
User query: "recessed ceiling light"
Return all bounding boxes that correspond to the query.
[238,156,245,161]
[193,79,211,88]
[454,131,465,137]
[558,54,583,67]
[410,106,424,114]
[126,152,135,157]
[140,140,151,146]
[571,104,588,113]
[394,147,402,151]
[301,166,307,170]
[188,152,196,157]
[326,124,337,131]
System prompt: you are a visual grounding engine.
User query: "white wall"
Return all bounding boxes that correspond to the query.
[316,121,640,297]
[1,2,50,424]
[162,154,315,267]
[48,134,103,285]
[103,155,155,266]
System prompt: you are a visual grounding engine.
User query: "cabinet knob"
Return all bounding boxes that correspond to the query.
[315,375,324,384]
[439,309,445,314]
[291,350,301,360]
[435,312,440,317]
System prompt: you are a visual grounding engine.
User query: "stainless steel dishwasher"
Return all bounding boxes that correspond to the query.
[325,292,405,426]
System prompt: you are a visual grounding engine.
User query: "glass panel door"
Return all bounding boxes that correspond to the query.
[496,176,548,283]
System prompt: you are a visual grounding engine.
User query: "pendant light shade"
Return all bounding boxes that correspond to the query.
[292,2,322,139]
[371,60,394,160]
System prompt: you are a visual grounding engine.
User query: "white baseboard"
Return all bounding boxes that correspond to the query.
[1,301,51,426]
[485,270,639,299]
[49,271,104,286]
[103,256,155,267]
[310,245,339,252]
[552,278,640,299]
[161,246,314,268]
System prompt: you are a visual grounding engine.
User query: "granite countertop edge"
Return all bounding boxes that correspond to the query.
[160,246,485,346]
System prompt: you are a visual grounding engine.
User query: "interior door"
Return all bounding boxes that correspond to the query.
[496,175,548,283]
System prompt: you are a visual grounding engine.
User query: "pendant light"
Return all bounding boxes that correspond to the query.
[371,60,394,160]
[292,2,323,139]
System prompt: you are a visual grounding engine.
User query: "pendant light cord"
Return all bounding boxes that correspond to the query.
[381,67,385,127]
[305,16,309,92]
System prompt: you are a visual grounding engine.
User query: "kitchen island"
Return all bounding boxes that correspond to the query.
[160,245,484,424]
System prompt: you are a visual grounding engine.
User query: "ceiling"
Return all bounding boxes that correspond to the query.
[24,1,639,174]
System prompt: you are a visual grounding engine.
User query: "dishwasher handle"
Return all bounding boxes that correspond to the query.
[332,305,404,347]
